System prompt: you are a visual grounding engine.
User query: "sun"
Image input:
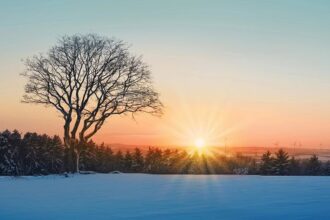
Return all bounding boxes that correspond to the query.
[194,138,205,149]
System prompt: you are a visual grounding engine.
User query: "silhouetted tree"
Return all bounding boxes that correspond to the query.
[22,34,163,172]
[260,151,273,175]
[145,148,163,173]
[131,148,144,172]
[0,130,64,175]
[124,151,133,172]
[1,130,330,176]
[188,152,204,174]
[0,130,20,175]
[305,155,321,175]
[323,161,330,175]
[288,156,300,175]
[114,150,125,171]
[21,133,63,175]
[274,149,290,175]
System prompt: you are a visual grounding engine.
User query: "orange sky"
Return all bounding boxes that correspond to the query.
[2,84,330,148]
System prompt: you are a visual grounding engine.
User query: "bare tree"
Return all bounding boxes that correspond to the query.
[22,34,163,172]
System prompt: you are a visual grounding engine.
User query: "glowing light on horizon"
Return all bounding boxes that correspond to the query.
[162,95,247,149]
[194,138,205,149]
[193,137,210,155]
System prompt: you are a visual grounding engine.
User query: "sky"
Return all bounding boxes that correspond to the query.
[1,0,330,148]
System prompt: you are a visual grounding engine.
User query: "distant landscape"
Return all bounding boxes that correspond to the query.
[108,144,330,161]
[1,129,329,176]
[1,0,330,219]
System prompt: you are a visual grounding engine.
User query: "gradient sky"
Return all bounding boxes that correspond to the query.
[1,0,330,148]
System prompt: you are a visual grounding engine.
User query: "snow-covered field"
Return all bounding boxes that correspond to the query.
[0,174,329,220]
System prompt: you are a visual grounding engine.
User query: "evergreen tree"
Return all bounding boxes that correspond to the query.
[21,132,44,175]
[95,144,113,172]
[0,130,20,175]
[260,151,273,175]
[306,155,321,175]
[274,149,290,175]
[160,149,172,173]
[177,150,191,174]
[323,161,330,176]
[145,147,163,173]
[48,135,64,173]
[167,149,184,174]
[288,156,300,175]
[132,148,144,172]
[124,151,133,172]
[1,129,329,176]
[114,150,125,171]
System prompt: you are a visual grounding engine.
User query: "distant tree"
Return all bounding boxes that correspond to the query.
[145,148,163,173]
[114,150,125,171]
[21,132,46,175]
[2,129,329,176]
[22,34,163,172]
[124,151,133,172]
[18,132,64,175]
[132,148,144,172]
[188,152,204,174]
[305,155,321,175]
[200,154,211,174]
[176,150,191,174]
[0,130,20,175]
[288,156,300,175]
[166,149,185,173]
[47,135,64,173]
[100,145,115,172]
[323,161,330,176]
[259,151,274,175]
[231,153,255,175]
[273,149,290,175]
[160,149,172,173]
[248,159,258,175]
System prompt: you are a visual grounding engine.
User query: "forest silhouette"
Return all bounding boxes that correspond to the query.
[1,130,329,176]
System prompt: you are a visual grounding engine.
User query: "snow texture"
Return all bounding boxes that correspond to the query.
[0,174,329,219]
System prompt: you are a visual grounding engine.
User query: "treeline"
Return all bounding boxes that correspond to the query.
[0,130,63,175]
[259,149,330,175]
[1,130,330,176]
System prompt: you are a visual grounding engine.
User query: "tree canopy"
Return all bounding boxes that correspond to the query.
[22,34,163,172]
[22,34,163,145]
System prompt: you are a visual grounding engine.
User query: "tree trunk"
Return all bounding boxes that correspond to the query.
[75,149,80,173]
[64,120,81,173]
[64,138,77,173]
[68,144,76,173]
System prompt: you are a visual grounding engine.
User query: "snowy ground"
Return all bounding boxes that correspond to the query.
[0,174,330,220]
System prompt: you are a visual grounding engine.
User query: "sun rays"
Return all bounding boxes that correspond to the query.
[161,95,246,153]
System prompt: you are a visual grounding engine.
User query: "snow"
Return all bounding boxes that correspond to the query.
[0,174,330,219]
